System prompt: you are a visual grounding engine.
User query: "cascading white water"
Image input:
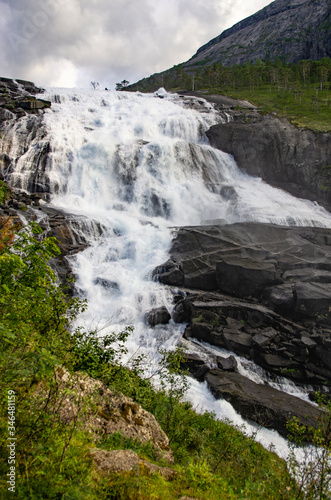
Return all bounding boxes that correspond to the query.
[6,87,331,459]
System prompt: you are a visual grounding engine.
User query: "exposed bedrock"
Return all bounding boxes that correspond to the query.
[205,368,322,438]
[38,206,107,290]
[154,223,331,324]
[179,292,331,386]
[0,77,53,196]
[153,222,331,387]
[180,344,323,438]
[206,114,331,211]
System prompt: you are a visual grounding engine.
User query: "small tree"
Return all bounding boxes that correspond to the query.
[90,81,99,90]
[115,80,130,91]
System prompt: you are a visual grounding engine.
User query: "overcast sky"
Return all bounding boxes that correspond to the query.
[0,0,272,90]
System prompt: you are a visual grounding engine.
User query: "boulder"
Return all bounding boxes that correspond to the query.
[153,259,184,286]
[217,355,237,371]
[172,298,194,323]
[89,449,175,480]
[146,306,171,326]
[252,328,278,347]
[220,331,253,355]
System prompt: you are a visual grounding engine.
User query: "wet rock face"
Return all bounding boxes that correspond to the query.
[206,115,331,211]
[0,77,50,122]
[0,77,52,196]
[145,306,171,327]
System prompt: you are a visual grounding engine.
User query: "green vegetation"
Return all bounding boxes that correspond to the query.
[0,181,10,205]
[128,58,331,132]
[287,396,331,499]
[0,182,329,498]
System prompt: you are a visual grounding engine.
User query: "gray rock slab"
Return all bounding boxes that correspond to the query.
[205,368,322,437]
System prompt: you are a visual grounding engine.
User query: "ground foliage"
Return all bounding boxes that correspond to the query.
[0,184,328,498]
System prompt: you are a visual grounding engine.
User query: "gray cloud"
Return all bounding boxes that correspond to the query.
[0,0,271,89]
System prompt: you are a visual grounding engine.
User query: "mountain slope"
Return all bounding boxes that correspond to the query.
[186,0,331,68]
[129,0,331,92]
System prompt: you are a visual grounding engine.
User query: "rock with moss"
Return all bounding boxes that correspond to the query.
[54,367,174,464]
[89,448,175,479]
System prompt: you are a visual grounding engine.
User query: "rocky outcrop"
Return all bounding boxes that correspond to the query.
[54,367,173,463]
[154,222,331,324]
[154,222,331,389]
[180,340,324,437]
[0,77,50,122]
[206,114,331,211]
[186,0,331,68]
[38,206,107,288]
[205,368,322,437]
[0,191,103,289]
[0,77,52,197]
[0,112,52,194]
[178,290,331,386]
[0,79,94,288]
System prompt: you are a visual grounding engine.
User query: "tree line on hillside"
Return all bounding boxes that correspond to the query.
[129,57,331,95]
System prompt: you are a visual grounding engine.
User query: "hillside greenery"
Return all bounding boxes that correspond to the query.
[127,58,331,132]
[0,179,329,495]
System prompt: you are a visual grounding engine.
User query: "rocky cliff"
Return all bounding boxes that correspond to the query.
[206,107,331,211]
[186,0,331,68]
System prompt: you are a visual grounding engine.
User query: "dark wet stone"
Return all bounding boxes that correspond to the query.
[146,306,171,327]
[205,368,322,438]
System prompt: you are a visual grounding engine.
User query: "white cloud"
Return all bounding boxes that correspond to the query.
[0,0,272,89]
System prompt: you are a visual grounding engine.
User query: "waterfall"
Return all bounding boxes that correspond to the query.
[3,87,331,459]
